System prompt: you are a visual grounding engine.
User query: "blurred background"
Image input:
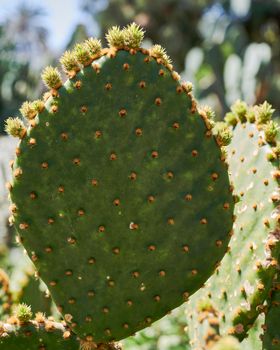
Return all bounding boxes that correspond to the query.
[0,0,279,348]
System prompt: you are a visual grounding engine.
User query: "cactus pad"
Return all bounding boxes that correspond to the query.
[7,28,233,343]
[0,270,12,319]
[263,274,280,349]
[0,317,79,350]
[186,106,280,342]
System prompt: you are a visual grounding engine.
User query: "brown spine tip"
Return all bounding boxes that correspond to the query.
[60,132,68,140]
[135,128,143,136]
[98,225,105,232]
[80,106,88,114]
[123,63,130,70]
[19,222,29,230]
[216,240,223,247]
[211,173,219,181]
[192,150,198,157]
[88,257,96,264]
[129,172,137,180]
[151,151,158,158]
[41,162,49,169]
[14,168,23,178]
[113,199,120,206]
[167,218,175,225]
[105,83,112,90]
[185,194,192,201]
[155,98,162,106]
[139,81,146,88]
[132,271,140,278]
[119,109,127,117]
[113,247,120,255]
[110,153,117,160]
[91,179,98,186]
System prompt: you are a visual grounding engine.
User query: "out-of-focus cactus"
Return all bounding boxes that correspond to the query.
[0,269,12,320]
[186,101,280,346]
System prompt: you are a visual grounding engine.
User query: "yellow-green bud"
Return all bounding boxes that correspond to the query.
[19,101,36,120]
[225,112,238,127]
[123,22,145,49]
[264,120,279,144]
[105,26,125,48]
[32,99,45,113]
[4,117,26,138]
[245,106,256,123]
[84,38,102,56]
[230,100,247,123]
[213,122,232,146]
[14,303,33,323]
[41,66,62,90]
[150,44,172,66]
[60,50,80,73]
[255,101,275,124]
[73,44,92,66]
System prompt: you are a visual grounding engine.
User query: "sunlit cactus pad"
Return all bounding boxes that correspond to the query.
[7,25,233,343]
[186,102,280,343]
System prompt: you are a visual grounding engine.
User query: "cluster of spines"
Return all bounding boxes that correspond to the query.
[4,22,198,140]
[225,100,279,157]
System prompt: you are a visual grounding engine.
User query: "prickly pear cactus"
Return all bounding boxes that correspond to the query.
[186,101,280,343]
[5,24,234,345]
[0,308,79,350]
[263,274,280,350]
[17,271,52,316]
[240,314,264,350]
[187,300,221,349]
[0,270,12,319]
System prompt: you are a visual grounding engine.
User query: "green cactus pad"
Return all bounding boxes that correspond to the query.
[186,115,280,342]
[17,272,52,316]
[0,318,79,349]
[8,34,233,343]
[263,275,280,349]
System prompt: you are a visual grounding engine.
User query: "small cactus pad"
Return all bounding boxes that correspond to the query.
[0,310,122,350]
[0,270,12,319]
[0,317,79,349]
[186,102,280,341]
[263,274,280,349]
[7,26,233,343]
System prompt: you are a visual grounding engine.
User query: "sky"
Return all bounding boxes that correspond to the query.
[0,0,98,52]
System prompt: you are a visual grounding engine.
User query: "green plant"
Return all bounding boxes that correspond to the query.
[3,24,234,349]
[185,101,280,348]
[2,23,280,350]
